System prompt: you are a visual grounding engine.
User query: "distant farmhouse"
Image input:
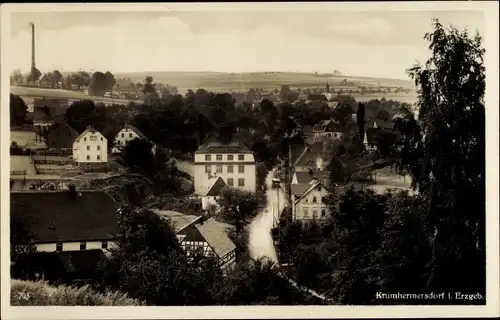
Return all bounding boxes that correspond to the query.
[112,124,152,154]
[72,126,108,164]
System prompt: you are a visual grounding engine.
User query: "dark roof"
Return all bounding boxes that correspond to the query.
[365,128,380,145]
[294,181,330,203]
[10,191,119,243]
[374,120,394,130]
[33,101,68,122]
[195,136,253,154]
[291,184,311,197]
[307,94,328,102]
[289,143,307,164]
[205,177,227,197]
[313,120,342,133]
[195,217,236,258]
[294,171,328,184]
[74,126,104,143]
[47,121,78,136]
[295,142,323,167]
[122,124,147,140]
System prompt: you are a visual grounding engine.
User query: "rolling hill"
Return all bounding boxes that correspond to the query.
[113,71,414,93]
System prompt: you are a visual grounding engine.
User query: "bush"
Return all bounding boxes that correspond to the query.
[10,280,143,306]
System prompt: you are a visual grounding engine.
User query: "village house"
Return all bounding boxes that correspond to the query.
[291,180,331,226]
[292,170,328,185]
[46,121,79,150]
[153,210,237,269]
[112,124,152,154]
[293,142,326,173]
[10,187,119,283]
[199,176,227,211]
[363,119,396,151]
[194,135,256,195]
[72,126,108,164]
[312,119,343,142]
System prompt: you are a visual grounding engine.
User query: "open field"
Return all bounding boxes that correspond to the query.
[115,71,414,93]
[11,71,418,106]
[10,130,46,149]
[10,86,142,106]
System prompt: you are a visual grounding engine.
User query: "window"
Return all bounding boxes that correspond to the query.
[312,196,317,203]
[227,155,234,161]
[97,155,101,161]
[56,243,63,252]
[238,154,244,161]
[238,178,245,187]
[321,209,326,217]
[305,198,308,203]
[97,145,101,151]
[238,165,244,173]
[227,165,234,173]
[227,178,234,186]
[84,137,87,142]
[129,133,133,138]
[312,209,318,218]
[121,133,124,138]
[102,241,108,250]
[318,186,321,192]
[205,155,211,161]
[205,165,211,173]
[216,165,223,173]
[100,137,103,141]
[80,242,86,250]
[216,154,222,161]
[303,209,309,217]
[86,155,90,160]
[87,145,90,151]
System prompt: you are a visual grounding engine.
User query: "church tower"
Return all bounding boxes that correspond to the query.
[325,81,330,93]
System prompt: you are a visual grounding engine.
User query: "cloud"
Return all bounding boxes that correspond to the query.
[9,11,478,79]
[328,17,392,40]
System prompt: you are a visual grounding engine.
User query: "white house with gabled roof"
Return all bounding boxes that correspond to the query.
[112,124,149,154]
[72,126,108,164]
[291,180,331,226]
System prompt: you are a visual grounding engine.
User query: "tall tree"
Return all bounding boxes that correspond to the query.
[142,76,156,94]
[52,70,63,87]
[405,19,485,297]
[121,138,155,177]
[104,71,116,91]
[89,71,109,96]
[356,102,366,143]
[27,67,41,83]
[10,94,28,125]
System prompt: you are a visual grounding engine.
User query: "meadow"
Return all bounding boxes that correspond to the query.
[115,71,414,93]
[11,71,417,106]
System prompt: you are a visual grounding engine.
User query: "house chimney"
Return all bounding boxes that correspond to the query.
[68,184,77,200]
[31,23,36,70]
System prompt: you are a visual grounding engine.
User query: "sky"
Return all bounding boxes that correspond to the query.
[8,5,484,80]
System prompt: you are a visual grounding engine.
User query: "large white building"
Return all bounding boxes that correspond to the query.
[194,137,256,195]
[112,124,149,154]
[72,126,108,164]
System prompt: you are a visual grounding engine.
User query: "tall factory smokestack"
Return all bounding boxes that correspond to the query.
[31,23,36,70]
